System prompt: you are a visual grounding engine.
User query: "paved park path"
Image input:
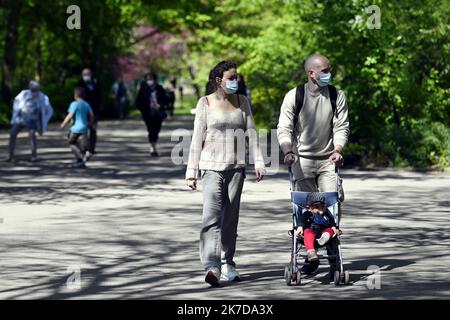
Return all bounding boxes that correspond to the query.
[0,116,449,299]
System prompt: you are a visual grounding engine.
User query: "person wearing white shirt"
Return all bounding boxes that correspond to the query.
[7,80,53,162]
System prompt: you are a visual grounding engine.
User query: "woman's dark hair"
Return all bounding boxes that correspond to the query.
[205,60,237,95]
[145,71,157,81]
[236,73,248,96]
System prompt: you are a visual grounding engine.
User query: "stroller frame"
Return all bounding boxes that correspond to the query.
[284,165,350,286]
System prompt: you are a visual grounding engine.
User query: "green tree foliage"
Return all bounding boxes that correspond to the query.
[182,0,450,168]
[0,0,448,167]
[0,0,140,121]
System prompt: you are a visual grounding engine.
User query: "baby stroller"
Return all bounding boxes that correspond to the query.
[284,166,350,286]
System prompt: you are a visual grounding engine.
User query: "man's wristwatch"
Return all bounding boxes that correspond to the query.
[284,151,295,156]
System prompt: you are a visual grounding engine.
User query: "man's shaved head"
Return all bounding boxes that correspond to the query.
[82,68,92,76]
[304,54,330,72]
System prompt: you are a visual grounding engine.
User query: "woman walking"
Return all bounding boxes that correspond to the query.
[135,72,168,157]
[185,61,265,287]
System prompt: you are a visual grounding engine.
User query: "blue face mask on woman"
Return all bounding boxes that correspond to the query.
[223,80,238,94]
[315,72,332,87]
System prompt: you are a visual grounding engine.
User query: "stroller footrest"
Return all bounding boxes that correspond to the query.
[298,254,338,259]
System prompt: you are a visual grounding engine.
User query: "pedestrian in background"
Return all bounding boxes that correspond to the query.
[6,80,53,163]
[77,68,102,157]
[112,76,128,120]
[135,72,168,157]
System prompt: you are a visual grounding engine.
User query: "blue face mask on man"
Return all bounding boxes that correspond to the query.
[315,72,332,87]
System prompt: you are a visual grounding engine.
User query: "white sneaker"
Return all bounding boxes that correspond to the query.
[83,151,92,162]
[205,267,221,286]
[221,264,241,282]
[317,232,331,246]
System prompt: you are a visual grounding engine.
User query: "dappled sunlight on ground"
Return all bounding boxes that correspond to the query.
[1,117,449,299]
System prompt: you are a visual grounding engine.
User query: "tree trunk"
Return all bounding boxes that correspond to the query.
[188,65,201,100]
[1,0,23,104]
[81,24,92,68]
[34,28,42,82]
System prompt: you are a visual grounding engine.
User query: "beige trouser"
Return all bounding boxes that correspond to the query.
[293,157,345,224]
[292,157,339,193]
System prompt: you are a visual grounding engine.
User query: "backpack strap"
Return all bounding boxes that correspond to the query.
[293,84,305,131]
[293,84,338,130]
[328,85,338,118]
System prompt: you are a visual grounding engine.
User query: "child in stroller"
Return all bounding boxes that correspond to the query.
[284,166,349,286]
[294,192,338,262]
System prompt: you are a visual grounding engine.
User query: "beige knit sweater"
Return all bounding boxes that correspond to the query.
[277,84,350,159]
[185,95,265,180]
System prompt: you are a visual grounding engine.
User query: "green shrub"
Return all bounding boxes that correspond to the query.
[378,121,450,169]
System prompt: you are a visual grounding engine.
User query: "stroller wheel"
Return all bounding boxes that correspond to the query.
[284,264,292,286]
[333,271,341,286]
[295,271,301,286]
[344,270,350,284]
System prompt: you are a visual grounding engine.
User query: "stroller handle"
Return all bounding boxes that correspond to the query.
[288,163,341,192]
[288,166,295,191]
[335,165,341,195]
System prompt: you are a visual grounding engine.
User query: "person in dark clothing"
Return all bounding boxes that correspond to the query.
[165,78,177,118]
[77,68,102,157]
[112,77,127,120]
[135,72,168,157]
[178,85,184,101]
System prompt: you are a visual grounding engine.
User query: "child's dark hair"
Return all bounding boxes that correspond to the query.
[205,61,237,95]
[74,86,86,99]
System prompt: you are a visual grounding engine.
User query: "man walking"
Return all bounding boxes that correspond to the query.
[277,54,349,193]
[77,68,102,157]
[277,54,350,275]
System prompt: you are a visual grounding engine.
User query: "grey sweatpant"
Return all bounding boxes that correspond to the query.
[8,124,37,158]
[200,168,245,270]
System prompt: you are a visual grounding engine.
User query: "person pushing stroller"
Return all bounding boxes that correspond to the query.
[278,54,350,274]
[294,192,339,262]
